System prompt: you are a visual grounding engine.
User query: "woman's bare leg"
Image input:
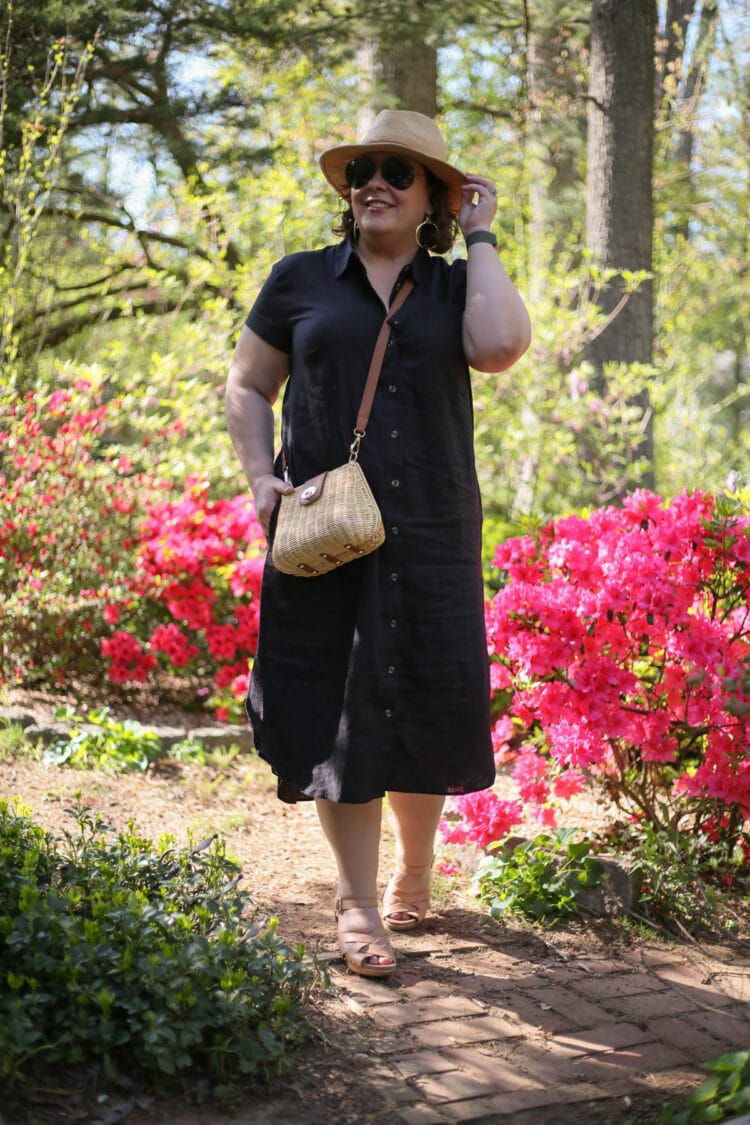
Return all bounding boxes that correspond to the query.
[388,792,445,866]
[386,792,445,924]
[315,797,394,968]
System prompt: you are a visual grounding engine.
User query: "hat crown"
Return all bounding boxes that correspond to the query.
[359,110,448,163]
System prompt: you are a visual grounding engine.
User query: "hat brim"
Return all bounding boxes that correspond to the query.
[319,141,466,215]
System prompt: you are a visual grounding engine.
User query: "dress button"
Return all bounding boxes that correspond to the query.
[390,619,397,628]
[391,479,400,488]
[388,384,397,393]
[388,665,396,675]
[390,430,399,438]
[391,526,399,535]
[385,709,392,718]
[390,572,398,582]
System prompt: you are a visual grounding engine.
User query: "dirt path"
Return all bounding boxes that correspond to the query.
[2,722,749,1124]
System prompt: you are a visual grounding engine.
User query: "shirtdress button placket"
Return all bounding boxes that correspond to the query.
[380,313,405,725]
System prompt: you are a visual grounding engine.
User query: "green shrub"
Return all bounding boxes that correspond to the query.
[43,706,210,772]
[474,827,603,924]
[0,799,318,1101]
[599,816,749,936]
[44,706,164,772]
[660,1051,750,1123]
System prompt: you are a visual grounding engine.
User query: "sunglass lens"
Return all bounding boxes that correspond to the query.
[344,155,417,190]
[381,157,415,190]
[345,157,376,188]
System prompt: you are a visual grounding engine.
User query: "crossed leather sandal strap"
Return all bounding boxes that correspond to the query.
[335,896,396,978]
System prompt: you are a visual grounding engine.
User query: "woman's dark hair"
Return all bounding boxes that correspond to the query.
[333,167,459,255]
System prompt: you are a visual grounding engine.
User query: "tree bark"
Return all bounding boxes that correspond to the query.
[526,1,586,303]
[665,1,718,242]
[585,0,656,488]
[658,0,697,101]
[357,34,438,131]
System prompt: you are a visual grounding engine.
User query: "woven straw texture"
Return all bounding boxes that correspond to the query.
[272,461,385,577]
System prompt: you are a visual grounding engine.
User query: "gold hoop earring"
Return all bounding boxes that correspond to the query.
[416,214,439,251]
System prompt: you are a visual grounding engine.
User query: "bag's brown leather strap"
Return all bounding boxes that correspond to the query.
[354,278,415,436]
[281,276,415,481]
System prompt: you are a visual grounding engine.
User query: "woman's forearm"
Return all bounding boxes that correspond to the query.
[462,243,531,373]
[225,375,277,492]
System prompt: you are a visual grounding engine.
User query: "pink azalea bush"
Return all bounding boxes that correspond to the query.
[0,385,157,685]
[104,480,265,718]
[0,384,265,720]
[442,490,750,856]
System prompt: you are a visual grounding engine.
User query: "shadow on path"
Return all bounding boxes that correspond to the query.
[264,893,750,1125]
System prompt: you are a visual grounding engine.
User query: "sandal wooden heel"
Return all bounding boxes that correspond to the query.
[383,857,433,932]
[334,896,396,978]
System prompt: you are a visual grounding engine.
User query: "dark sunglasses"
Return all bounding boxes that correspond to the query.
[345,155,419,191]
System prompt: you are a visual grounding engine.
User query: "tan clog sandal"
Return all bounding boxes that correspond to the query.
[383,858,433,932]
[335,896,396,978]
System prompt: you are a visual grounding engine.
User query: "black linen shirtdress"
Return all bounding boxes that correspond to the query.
[245,239,495,803]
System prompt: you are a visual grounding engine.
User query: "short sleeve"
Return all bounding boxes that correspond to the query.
[245,258,293,353]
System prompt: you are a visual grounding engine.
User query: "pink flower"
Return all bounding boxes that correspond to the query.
[149,623,199,668]
[535,805,558,828]
[435,862,461,877]
[229,555,265,599]
[491,714,515,763]
[440,790,524,850]
[102,631,157,684]
[553,771,585,800]
[512,746,550,806]
[205,623,238,663]
[482,488,750,849]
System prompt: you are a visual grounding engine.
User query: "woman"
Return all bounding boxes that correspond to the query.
[226,110,530,978]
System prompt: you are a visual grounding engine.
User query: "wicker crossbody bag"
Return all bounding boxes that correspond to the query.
[271,279,414,578]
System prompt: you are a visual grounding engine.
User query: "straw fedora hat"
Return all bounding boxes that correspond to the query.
[319,110,466,214]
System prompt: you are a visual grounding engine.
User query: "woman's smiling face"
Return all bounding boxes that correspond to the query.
[348,152,431,246]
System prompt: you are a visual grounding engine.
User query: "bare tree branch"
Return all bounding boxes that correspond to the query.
[20,298,188,349]
[41,205,214,260]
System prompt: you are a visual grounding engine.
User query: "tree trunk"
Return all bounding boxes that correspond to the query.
[585,0,656,489]
[357,35,438,132]
[526,2,586,303]
[658,0,697,101]
[663,1,718,241]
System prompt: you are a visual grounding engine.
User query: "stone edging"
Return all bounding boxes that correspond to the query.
[1,707,254,755]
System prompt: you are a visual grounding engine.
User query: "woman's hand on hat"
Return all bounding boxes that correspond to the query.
[252,472,294,537]
[458,174,498,237]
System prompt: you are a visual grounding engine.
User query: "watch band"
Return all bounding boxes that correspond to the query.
[465,230,498,249]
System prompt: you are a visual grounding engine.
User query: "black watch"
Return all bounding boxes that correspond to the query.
[465,230,498,249]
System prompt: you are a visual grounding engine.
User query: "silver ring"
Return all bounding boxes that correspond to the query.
[489,187,497,195]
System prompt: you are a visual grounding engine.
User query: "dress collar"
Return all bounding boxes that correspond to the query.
[333,239,432,284]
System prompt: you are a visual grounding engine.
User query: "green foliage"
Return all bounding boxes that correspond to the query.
[2,1,746,522]
[0,798,317,1101]
[43,706,196,772]
[474,828,603,924]
[0,381,170,686]
[42,707,213,771]
[600,815,750,936]
[0,17,94,385]
[660,1051,750,1124]
[0,720,32,761]
[472,255,658,517]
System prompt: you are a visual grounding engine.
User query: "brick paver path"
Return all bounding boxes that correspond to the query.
[324,925,750,1123]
